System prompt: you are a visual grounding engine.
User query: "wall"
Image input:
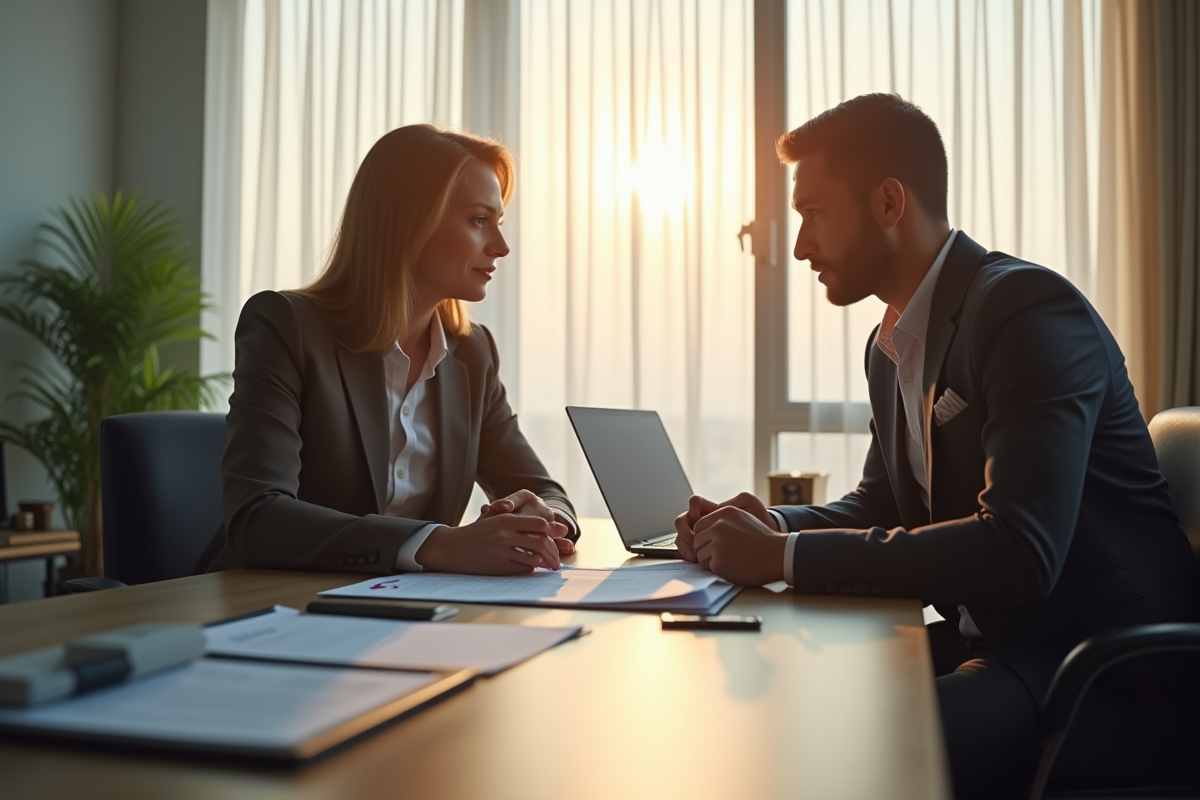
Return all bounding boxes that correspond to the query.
[0,0,207,601]
[115,0,208,378]
[0,0,118,601]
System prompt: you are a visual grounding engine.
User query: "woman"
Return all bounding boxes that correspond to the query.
[195,125,577,576]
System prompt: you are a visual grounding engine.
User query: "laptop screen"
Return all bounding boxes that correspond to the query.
[566,407,694,545]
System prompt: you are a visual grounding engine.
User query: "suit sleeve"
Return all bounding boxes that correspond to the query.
[222,292,423,572]
[773,328,904,534]
[472,326,579,540]
[789,270,1110,607]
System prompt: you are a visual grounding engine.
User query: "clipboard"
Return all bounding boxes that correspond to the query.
[0,658,475,764]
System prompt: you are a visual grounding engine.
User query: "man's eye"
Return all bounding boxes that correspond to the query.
[473,216,487,226]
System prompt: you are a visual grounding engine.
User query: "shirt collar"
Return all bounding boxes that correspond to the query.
[389,311,451,380]
[893,229,958,343]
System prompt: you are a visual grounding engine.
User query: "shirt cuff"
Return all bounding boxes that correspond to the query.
[393,523,441,572]
[783,532,799,586]
[767,509,787,533]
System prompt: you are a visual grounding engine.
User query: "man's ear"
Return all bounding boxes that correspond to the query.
[873,177,906,230]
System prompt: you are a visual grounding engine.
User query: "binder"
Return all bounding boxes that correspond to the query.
[0,657,474,763]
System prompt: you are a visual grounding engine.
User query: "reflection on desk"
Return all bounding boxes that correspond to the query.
[0,519,950,800]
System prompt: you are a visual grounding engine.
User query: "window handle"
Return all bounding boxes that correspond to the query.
[737,220,778,267]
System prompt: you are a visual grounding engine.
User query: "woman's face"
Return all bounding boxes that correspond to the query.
[411,158,510,306]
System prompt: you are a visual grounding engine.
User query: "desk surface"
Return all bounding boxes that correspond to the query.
[0,520,949,800]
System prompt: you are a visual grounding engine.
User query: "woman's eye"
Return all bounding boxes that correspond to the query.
[473,216,487,226]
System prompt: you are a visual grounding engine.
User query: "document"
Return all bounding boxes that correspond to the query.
[320,561,742,614]
[205,607,583,676]
[0,659,442,756]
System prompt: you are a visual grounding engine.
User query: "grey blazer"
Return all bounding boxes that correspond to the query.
[773,232,1200,700]
[195,290,576,574]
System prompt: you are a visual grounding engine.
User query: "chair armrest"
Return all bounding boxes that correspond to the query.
[1029,623,1200,800]
[63,576,129,593]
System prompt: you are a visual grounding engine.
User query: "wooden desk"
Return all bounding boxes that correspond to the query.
[0,520,949,800]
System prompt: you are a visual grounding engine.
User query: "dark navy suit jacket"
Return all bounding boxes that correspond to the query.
[774,231,1200,701]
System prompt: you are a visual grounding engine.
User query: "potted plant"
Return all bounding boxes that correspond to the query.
[0,191,226,577]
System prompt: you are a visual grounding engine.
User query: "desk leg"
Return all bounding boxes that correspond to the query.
[44,556,58,598]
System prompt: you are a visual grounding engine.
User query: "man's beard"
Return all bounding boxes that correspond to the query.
[818,221,897,307]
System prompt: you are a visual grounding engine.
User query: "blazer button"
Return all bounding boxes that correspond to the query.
[839,583,852,594]
[356,555,368,565]
[335,556,346,566]
[870,583,883,594]
[854,582,869,594]
[368,551,379,564]
[824,581,838,593]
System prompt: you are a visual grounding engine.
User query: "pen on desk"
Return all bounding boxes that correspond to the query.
[306,600,459,622]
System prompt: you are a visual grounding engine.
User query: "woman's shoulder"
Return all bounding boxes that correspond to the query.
[448,321,501,366]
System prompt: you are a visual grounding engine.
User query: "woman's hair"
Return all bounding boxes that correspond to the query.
[295,124,515,353]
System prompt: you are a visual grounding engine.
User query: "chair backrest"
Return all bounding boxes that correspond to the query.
[100,411,226,585]
[1148,406,1200,561]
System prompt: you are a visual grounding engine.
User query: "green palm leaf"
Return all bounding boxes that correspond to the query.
[0,191,229,574]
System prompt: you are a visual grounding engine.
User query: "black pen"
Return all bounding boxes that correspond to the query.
[305,599,458,622]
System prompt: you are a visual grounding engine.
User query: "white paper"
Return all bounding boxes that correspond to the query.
[320,561,740,613]
[204,607,582,676]
[0,659,436,751]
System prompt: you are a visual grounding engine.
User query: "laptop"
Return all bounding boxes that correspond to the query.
[566,406,693,557]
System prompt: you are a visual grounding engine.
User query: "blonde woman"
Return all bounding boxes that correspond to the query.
[196,125,577,576]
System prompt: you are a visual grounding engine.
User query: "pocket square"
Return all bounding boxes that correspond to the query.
[933,388,968,426]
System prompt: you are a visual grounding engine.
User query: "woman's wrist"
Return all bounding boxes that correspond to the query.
[414,526,453,571]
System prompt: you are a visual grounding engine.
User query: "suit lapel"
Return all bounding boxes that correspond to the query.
[335,346,389,511]
[427,337,472,522]
[921,232,988,503]
[867,338,929,528]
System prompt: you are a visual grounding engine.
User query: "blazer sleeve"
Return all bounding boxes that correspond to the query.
[221,292,422,572]
[471,326,579,540]
[788,268,1112,607]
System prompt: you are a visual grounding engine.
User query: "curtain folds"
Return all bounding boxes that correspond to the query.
[1156,0,1200,410]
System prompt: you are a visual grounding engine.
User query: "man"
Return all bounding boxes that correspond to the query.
[675,94,1200,797]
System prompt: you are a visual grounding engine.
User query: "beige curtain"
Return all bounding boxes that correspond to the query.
[1097,0,1161,416]
[1156,0,1200,409]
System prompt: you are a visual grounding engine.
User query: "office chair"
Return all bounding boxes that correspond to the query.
[64,411,226,592]
[1030,407,1200,800]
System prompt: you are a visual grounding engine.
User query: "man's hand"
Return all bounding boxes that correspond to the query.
[693,506,787,586]
[480,489,575,555]
[674,492,779,562]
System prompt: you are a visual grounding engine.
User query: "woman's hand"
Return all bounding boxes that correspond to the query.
[415,511,563,574]
[480,489,576,556]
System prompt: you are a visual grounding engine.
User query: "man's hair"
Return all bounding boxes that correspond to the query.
[776,93,948,223]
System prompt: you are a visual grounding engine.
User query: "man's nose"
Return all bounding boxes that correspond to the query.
[794,227,815,262]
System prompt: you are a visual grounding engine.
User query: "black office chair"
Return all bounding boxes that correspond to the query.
[64,411,226,592]
[1030,407,1200,800]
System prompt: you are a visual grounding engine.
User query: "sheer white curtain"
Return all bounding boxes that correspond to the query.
[778,0,1107,498]
[201,0,464,388]
[202,0,756,517]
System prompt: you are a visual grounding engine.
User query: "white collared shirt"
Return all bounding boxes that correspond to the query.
[779,230,979,635]
[386,315,449,572]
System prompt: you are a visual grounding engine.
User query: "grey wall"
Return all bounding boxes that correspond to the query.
[0,0,118,601]
[115,0,207,377]
[0,0,206,601]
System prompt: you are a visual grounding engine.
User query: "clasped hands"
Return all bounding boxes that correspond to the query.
[673,491,788,586]
[416,489,574,575]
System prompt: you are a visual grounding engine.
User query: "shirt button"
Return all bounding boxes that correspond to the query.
[402,404,411,416]
[396,467,405,480]
[902,375,912,384]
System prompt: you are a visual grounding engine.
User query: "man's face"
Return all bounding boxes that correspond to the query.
[791,154,895,307]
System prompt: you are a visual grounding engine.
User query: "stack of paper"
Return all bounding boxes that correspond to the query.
[320,561,741,614]
[204,607,582,676]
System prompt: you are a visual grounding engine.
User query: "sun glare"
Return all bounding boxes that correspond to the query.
[628,133,693,220]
